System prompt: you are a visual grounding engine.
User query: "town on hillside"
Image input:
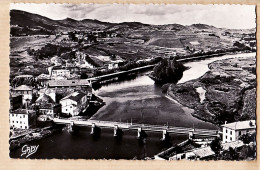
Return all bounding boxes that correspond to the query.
[9,4,256,161]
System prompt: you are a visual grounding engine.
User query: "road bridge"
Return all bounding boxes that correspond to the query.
[87,53,227,82]
[53,118,221,140]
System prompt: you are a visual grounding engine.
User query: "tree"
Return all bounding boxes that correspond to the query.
[210,137,222,156]
[68,32,77,41]
[151,57,186,84]
[219,147,239,160]
[239,132,256,144]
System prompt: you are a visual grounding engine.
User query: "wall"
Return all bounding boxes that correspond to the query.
[9,113,29,129]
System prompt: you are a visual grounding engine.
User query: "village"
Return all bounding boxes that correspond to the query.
[9,30,256,160]
[9,8,257,160]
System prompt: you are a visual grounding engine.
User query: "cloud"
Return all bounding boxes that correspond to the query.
[10,3,255,29]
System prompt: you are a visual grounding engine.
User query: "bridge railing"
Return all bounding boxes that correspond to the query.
[53,118,220,135]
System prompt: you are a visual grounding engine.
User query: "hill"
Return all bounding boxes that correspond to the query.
[10,10,116,35]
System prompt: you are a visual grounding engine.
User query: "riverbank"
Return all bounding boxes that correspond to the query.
[9,126,63,151]
[10,94,105,152]
[167,53,256,126]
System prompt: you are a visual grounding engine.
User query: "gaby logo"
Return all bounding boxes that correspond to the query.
[21,145,39,158]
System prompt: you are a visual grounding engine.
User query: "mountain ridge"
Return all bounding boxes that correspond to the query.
[10,9,255,36]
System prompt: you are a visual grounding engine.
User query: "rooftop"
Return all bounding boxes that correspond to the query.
[10,109,35,115]
[221,140,244,150]
[39,103,59,109]
[221,120,256,130]
[37,74,51,80]
[192,146,215,158]
[36,93,55,104]
[13,85,33,91]
[39,88,57,94]
[15,75,34,78]
[47,79,91,87]
[61,92,86,102]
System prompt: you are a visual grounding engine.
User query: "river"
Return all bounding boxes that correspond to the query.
[10,52,255,159]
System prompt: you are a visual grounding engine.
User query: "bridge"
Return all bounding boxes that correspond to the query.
[87,53,227,82]
[88,64,155,82]
[53,118,221,140]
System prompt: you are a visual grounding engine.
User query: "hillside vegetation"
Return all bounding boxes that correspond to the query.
[168,56,256,125]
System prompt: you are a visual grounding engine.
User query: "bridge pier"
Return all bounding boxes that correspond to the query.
[90,123,96,134]
[137,127,147,139]
[114,125,123,137]
[68,122,79,135]
[189,130,194,140]
[161,129,170,141]
[90,123,101,135]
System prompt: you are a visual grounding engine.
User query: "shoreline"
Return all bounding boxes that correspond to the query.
[9,126,63,151]
[9,95,105,152]
[164,94,218,128]
[165,52,256,126]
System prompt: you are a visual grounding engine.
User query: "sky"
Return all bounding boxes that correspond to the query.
[10,3,256,29]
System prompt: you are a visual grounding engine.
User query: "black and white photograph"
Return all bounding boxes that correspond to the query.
[8,3,256,160]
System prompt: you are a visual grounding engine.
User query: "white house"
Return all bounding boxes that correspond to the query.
[9,109,36,129]
[52,69,70,79]
[60,92,88,116]
[221,120,256,143]
[108,60,124,70]
[108,63,119,70]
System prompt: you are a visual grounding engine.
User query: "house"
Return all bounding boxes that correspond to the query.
[12,85,33,105]
[59,92,88,116]
[50,66,71,79]
[38,88,57,102]
[108,63,119,70]
[221,120,256,143]
[10,94,23,111]
[108,60,124,70]
[36,74,51,87]
[169,146,215,160]
[47,79,92,98]
[9,109,36,129]
[38,103,61,119]
[35,93,61,119]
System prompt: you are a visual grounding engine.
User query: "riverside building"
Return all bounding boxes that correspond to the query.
[221,120,256,143]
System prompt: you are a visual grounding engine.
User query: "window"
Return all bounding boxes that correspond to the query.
[20,121,22,124]
[25,126,27,129]
[23,115,25,118]
[239,131,241,136]
[16,121,18,123]
[12,114,14,117]
[230,131,232,135]
[226,129,228,133]
[12,121,14,123]
[230,137,232,141]
[20,126,22,128]
[226,135,227,139]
